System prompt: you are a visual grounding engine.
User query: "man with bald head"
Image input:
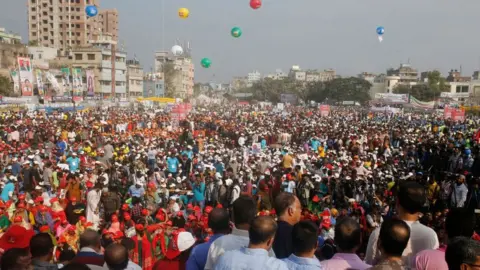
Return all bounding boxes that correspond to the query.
[104,243,129,270]
[214,216,288,270]
[70,230,107,270]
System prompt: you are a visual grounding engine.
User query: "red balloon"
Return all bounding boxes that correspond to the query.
[250,0,262,9]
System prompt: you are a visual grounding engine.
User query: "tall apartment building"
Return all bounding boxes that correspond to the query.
[154,51,194,98]
[98,9,118,41]
[247,70,261,87]
[126,59,144,98]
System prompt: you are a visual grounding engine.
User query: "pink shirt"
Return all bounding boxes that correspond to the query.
[415,247,448,270]
[320,253,371,270]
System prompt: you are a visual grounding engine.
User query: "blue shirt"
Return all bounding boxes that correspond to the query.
[261,139,267,149]
[11,162,21,176]
[182,150,193,160]
[1,182,14,202]
[128,185,145,198]
[66,157,80,172]
[214,248,288,270]
[186,234,223,270]
[167,157,179,173]
[282,254,323,270]
[56,141,67,155]
[192,182,205,202]
[214,162,224,175]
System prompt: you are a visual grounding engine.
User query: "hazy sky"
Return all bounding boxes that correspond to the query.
[2,0,480,82]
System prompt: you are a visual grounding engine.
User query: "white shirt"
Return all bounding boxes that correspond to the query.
[204,227,276,270]
[365,220,439,269]
[231,185,240,204]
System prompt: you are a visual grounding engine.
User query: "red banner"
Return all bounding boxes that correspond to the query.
[319,105,330,117]
[444,106,465,122]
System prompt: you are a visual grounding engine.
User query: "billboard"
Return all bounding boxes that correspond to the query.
[319,105,330,117]
[10,69,20,95]
[374,93,409,104]
[86,70,95,96]
[45,71,62,96]
[444,106,465,122]
[17,57,34,96]
[61,67,71,94]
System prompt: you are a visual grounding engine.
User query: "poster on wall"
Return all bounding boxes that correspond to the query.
[72,68,83,95]
[319,105,330,117]
[35,69,44,96]
[10,69,20,94]
[17,57,34,96]
[61,67,70,95]
[86,70,95,96]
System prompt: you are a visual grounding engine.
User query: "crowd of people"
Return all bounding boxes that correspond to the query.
[0,104,478,270]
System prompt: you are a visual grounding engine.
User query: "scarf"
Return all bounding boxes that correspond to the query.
[132,234,153,270]
[152,232,167,259]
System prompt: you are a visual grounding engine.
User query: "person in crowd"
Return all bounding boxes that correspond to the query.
[416,208,476,270]
[272,192,302,259]
[205,196,274,269]
[321,217,371,270]
[30,232,58,270]
[153,230,196,270]
[282,220,323,270]
[120,238,142,270]
[445,237,480,270]
[104,243,130,270]
[0,247,32,270]
[368,219,411,270]
[70,230,107,270]
[365,181,439,268]
[451,175,469,208]
[187,208,231,270]
[214,215,288,270]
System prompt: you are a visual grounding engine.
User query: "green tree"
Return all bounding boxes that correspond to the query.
[163,62,179,98]
[308,77,372,103]
[0,75,14,96]
[393,72,446,102]
[28,40,39,46]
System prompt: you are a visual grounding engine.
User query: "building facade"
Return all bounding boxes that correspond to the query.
[0,28,30,77]
[143,72,165,97]
[154,51,194,98]
[98,9,118,41]
[265,69,287,80]
[231,76,248,91]
[126,59,143,98]
[247,70,261,87]
[289,66,336,83]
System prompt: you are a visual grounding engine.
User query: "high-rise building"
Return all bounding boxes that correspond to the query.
[27,0,105,51]
[98,9,118,41]
[126,59,144,98]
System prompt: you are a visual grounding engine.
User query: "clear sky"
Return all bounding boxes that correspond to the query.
[1,0,480,82]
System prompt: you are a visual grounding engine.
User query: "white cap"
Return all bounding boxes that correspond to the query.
[177,232,196,251]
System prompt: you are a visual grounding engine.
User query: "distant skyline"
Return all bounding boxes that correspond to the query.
[2,0,480,82]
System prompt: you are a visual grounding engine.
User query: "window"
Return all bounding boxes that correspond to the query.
[76,24,80,28]
[75,53,82,60]
[38,54,42,59]
[87,54,95,60]
[32,16,36,20]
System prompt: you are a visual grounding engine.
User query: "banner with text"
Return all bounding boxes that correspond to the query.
[35,69,44,96]
[86,70,95,96]
[10,69,20,95]
[72,68,83,95]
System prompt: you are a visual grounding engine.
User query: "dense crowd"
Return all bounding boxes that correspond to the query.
[0,104,478,270]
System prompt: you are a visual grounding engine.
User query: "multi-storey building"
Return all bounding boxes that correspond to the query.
[154,51,194,98]
[126,59,143,98]
[143,72,164,97]
[247,70,261,87]
[0,27,30,77]
[98,9,118,41]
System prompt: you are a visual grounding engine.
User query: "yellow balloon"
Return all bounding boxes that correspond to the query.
[178,8,189,19]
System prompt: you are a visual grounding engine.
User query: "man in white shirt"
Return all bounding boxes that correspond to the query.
[204,196,275,269]
[451,175,468,208]
[365,181,439,269]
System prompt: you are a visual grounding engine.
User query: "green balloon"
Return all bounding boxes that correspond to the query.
[201,58,211,68]
[231,27,242,38]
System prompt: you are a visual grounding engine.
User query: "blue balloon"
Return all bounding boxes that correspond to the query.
[85,5,98,17]
[376,26,385,35]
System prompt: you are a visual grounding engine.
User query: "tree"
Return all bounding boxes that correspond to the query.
[307,77,372,103]
[393,71,447,102]
[28,40,39,46]
[163,62,179,98]
[0,75,15,96]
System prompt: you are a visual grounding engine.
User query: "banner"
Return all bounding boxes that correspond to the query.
[444,106,465,122]
[72,68,83,95]
[35,69,44,96]
[319,105,330,117]
[17,57,34,96]
[61,67,71,94]
[86,70,95,96]
[10,69,20,94]
[45,71,62,96]
[374,93,410,104]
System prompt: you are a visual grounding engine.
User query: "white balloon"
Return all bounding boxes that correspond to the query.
[171,45,183,56]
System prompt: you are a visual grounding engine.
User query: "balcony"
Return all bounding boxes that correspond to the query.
[101,60,112,68]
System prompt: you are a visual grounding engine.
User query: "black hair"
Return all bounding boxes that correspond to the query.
[58,247,76,262]
[0,248,30,270]
[292,221,319,255]
[378,218,410,257]
[30,233,54,258]
[120,238,135,251]
[445,237,480,270]
[249,216,277,245]
[397,181,426,214]
[445,208,476,240]
[274,192,296,217]
[208,208,230,234]
[334,217,361,252]
[232,196,257,226]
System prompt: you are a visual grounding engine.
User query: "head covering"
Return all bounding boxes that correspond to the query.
[165,231,196,259]
[0,225,34,251]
